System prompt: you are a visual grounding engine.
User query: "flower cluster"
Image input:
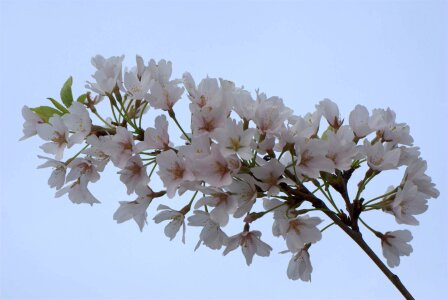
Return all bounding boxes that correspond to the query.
[21,55,439,284]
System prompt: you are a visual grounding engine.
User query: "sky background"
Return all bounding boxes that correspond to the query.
[1,0,447,299]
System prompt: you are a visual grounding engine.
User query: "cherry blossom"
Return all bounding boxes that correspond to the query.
[316,98,342,129]
[188,210,228,250]
[21,55,441,298]
[37,115,69,160]
[286,248,313,281]
[118,155,149,195]
[156,149,195,198]
[153,204,186,243]
[381,230,413,268]
[136,115,171,152]
[113,185,155,231]
[63,102,92,147]
[349,104,373,139]
[86,54,124,95]
[363,139,401,171]
[55,176,100,205]
[105,126,136,168]
[223,230,272,266]
[20,106,44,141]
[37,155,67,190]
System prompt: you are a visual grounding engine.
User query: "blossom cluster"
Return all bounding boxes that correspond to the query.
[21,55,439,282]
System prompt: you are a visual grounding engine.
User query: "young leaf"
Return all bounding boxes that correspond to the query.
[47,97,69,114]
[60,76,74,107]
[77,93,88,104]
[31,106,63,122]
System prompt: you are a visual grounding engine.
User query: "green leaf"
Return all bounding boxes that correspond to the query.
[60,76,74,107]
[47,97,69,114]
[77,93,88,104]
[31,106,63,122]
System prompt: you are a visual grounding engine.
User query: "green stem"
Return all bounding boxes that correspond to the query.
[168,109,191,142]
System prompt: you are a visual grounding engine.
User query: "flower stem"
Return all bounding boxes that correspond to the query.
[311,197,414,299]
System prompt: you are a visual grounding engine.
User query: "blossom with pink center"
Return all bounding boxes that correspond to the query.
[194,187,238,226]
[105,126,136,168]
[156,150,195,198]
[294,138,334,178]
[223,230,272,266]
[212,119,255,160]
[37,115,69,160]
[281,215,323,251]
[195,144,233,187]
[118,155,150,195]
[66,157,100,183]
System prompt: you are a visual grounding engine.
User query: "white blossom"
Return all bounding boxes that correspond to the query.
[20,106,44,141]
[156,150,195,198]
[212,119,255,160]
[295,138,334,178]
[37,115,69,160]
[188,210,228,250]
[194,144,233,187]
[223,230,272,266]
[363,139,401,171]
[118,155,149,195]
[153,204,186,243]
[124,55,151,100]
[113,185,155,231]
[326,126,358,171]
[147,59,184,110]
[253,94,293,135]
[136,115,171,152]
[227,174,258,218]
[287,248,313,281]
[55,177,100,205]
[349,104,373,138]
[63,102,92,147]
[404,159,439,199]
[86,54,124,95]
[66,157,100,183]
[194,187,238,226]
[281,215,323,251]
[37,155,67,190]
[386,181,427,225]
[316,98,342,128]
[105,126,136,168]
[251,159,289,196]
[381,230,413,268]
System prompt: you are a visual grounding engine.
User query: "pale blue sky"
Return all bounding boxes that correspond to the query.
[1,0,447,299]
